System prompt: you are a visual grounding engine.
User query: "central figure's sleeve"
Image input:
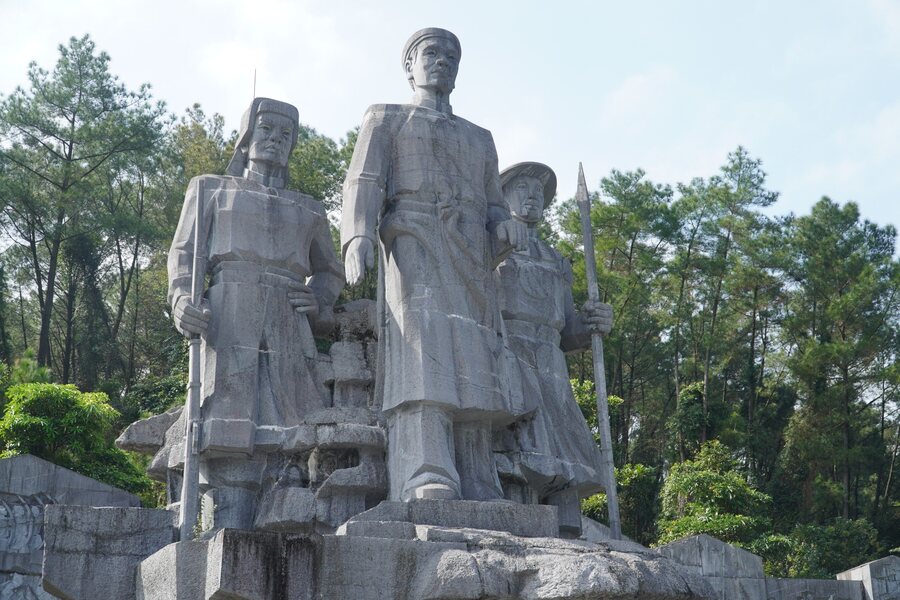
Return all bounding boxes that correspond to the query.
[340,105,394,259]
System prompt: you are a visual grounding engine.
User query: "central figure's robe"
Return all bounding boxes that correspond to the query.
[342,103,528,420]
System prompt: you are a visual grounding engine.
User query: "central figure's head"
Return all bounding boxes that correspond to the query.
[402,28,461,94]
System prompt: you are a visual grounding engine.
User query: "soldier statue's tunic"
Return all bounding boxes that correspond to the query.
[168,98,343,529]
[341,29,527,502]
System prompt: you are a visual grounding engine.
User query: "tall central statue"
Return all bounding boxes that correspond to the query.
[341,28,527,502]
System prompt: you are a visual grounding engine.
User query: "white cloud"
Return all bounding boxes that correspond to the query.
[598,67,678,131]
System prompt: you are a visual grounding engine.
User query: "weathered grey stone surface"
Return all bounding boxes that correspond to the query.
[659,534,871,600]
[41,505,175,600]
[120,303,386,535]
[765,577,864,600]
[838,556,900,600]
[325,525,713,600]
[116,406,182,455]
[344,499,559,538]
[0,573,56,600]
[0,492,50,576]
[0,454,140,508]
[658,534,765,579]
[581,515,636,544]
[136,525,713,600]
[341,27,529,503]
[0,454,142,594]
[167,97,344,531]
[658,534,765,600]
[136,530,316,600]
[493,162,613,536]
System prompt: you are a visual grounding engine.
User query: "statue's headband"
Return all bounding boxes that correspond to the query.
[401,28,461,68]
[225,97,300,179]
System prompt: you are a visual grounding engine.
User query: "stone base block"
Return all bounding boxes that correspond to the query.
[135,523,713,600]
[345,499,560,538]
[0,573,56,600]
[41,505,175,600]
[136,529,316,600]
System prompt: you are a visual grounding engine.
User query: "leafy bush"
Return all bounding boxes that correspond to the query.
[783,519,879,578]
[657,440,772,545]
[581,462,660,544]
[0,382,156,502]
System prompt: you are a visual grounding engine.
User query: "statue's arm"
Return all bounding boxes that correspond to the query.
[559,256,592,353]
[559,255,614,353]
[340,106,392,259]
[167,176,215,335]
[484,131,525,267]
[307,222,345,336]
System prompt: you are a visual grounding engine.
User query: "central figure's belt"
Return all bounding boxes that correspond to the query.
[388,197,482,215]
[211,261,305,286]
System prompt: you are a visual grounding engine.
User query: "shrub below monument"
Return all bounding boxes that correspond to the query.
[0,382,158,504]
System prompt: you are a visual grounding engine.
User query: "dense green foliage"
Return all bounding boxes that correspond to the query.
[0,382,155,502]
[0,35,898,576]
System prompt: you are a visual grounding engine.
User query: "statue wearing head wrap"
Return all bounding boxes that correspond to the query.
[167,98,344,530]
[341,29,528,502]
[493,162,613,536]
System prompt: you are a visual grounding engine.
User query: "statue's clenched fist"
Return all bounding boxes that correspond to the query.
[173,296,211,337]
[582,300,613,335]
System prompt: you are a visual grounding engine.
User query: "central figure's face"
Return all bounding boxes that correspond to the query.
[505,175,545,223]
[408,37,459,94]
[247,112,294,168]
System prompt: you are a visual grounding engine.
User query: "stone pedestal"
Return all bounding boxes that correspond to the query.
[133,500,713,600]
[42,506,176,600]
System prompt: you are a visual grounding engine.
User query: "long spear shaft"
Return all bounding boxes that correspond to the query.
[178,178,204,541]
[576,163,621,540]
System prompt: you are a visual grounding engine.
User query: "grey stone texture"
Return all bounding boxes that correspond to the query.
[341,27,530,503]
[166,97,344,531]
[838,556,900,600]
[0,454,140,508]
[765,577,864,600]
[341,498,560,538]
[659,534,869,600]
[494,161,613,536]
[136,530,316,600]
[135,525,713,600]
[41,505,175,600]
[0,454,144,600]
[0,573,56,600]
[119,300,386,534]
[0,492,51,576]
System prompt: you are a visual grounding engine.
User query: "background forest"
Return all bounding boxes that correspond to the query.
[1,36,897,579]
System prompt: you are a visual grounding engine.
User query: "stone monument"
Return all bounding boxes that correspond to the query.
[493,162,613,535]
[341,27,529,502]
[168,97,345,531]
[35,30,721,600]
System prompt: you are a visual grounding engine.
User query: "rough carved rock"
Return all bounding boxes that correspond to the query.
[135,521,714,600]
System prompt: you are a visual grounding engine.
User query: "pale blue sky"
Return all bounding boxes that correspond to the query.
[2,0,898,231]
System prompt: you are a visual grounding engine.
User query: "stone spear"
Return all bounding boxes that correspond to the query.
[178,178,204,541]
[576,163,622,540]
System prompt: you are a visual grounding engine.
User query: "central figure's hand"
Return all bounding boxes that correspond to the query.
[494,219,528,251]
[288,282,319,318]
[173,296,211,338]
[345,237,375,286]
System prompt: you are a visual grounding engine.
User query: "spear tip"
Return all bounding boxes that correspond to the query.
[576,162,589,203]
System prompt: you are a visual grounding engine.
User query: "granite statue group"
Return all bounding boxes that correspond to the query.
[167,27,613,537]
